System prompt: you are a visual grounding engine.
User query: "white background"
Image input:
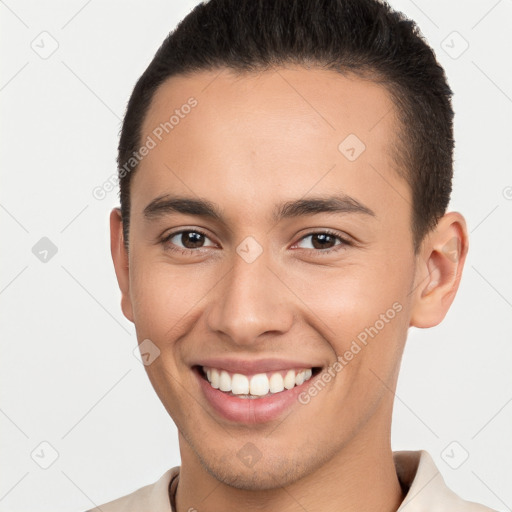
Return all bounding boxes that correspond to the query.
[1,1,511,511]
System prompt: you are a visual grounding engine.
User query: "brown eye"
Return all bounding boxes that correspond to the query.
[296,231,347,251]
[179,231,205,249]
[161,229,216,252]
[309,233,338,250]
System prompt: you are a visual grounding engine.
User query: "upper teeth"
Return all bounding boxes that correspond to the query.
[203,366,313,396]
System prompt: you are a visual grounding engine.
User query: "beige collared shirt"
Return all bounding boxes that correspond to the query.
[88,450,496,511]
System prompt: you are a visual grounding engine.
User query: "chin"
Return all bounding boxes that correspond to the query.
[199,446,324,491]
[208,464,302,491]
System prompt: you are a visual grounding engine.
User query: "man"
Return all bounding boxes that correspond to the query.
[93,0,496,510]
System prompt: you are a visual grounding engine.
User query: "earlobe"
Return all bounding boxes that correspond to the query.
[109,208,134,323]
[410,212,468,328]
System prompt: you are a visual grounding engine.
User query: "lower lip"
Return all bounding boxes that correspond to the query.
[194,367,318,424]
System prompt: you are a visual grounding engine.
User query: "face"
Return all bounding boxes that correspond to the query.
[111,66,454,489]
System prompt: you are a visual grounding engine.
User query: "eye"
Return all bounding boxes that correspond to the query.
[161,229,217,254]
[294,230,351,253]
[159,228,351,256]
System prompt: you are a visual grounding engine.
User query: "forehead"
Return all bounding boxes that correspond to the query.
[132,66,408,224]
[142,66,397,149]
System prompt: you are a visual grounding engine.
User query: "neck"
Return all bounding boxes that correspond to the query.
[174,418,405,512]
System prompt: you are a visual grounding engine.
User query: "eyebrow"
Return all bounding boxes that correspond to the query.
[142,193,375,223]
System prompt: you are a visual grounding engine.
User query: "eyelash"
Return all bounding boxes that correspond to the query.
[160,228,213,256]
[295,229,352,256]
[160,228,352,257]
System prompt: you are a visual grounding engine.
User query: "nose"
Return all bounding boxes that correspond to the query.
[205,246,294,346]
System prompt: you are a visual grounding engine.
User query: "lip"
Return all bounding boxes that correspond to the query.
[192,365,322,424]
[193,357,322,375]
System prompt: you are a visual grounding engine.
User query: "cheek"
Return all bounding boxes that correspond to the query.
[129,242,414,349]
[298,256,413,370]
[303,265,409,329]
[129,258,211,338]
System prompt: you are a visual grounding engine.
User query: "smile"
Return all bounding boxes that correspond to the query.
[201,366,318,398]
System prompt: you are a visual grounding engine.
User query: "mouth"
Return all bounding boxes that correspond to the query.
[193,365,323,399]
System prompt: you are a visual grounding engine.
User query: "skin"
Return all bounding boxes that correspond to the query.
[110,66,468,512]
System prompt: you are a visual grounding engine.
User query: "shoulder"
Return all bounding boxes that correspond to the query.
[84,466,179,512]
[394,450,497,512]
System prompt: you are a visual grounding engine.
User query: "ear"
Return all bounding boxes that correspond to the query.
[110,207,134,323]
[409,211,469,328]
